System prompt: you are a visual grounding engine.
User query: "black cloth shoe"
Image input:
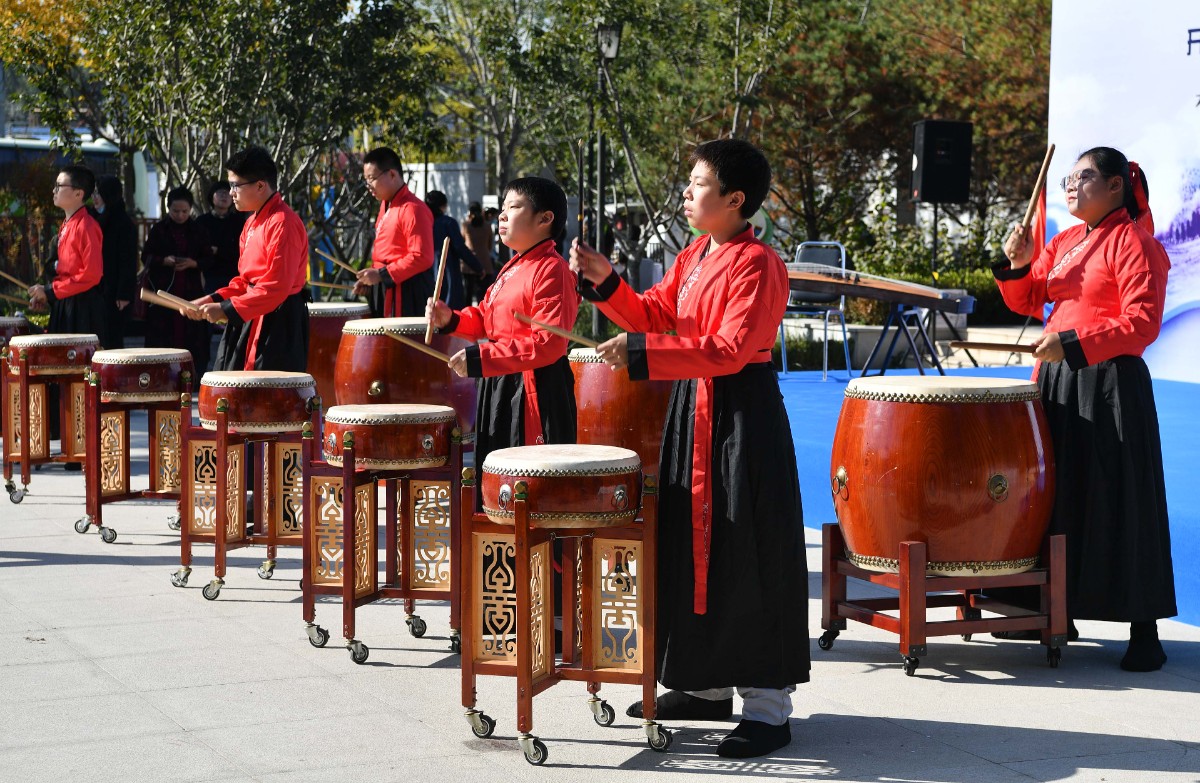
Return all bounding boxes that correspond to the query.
[717,719,791,759]
[1121,621,1167,672]
[626,689,733,720]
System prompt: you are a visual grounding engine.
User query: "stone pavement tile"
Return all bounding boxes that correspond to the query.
[0,627,82,666]
[0,732,247,783]
[138,675,385,732]
[92,641,336,694]
[1004,747,1200,782]
[255,753,496,783]
[55,615,263,661]
[14,591,198,631]
[191,710,455,777]
[0,692,179,749]
[0,657,126,703]
[1078,686,1200,745]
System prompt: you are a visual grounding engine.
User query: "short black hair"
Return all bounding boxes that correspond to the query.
[60,164,96,198]
[505,176,568,240]
[166,186,194,207]
[689,139,771,218]
[363,147,402,173]
[206,180,231,207]
[425,190,448,211]
[225,146,278,189]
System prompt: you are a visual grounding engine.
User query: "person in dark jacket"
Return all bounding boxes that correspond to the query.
[425,190,483,309]
[196,180,246,295]
[90,175,138,349]
[142,186,213,369]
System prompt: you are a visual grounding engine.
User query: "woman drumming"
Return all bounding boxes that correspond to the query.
[995,146,1176,671]
[143,186,213,369]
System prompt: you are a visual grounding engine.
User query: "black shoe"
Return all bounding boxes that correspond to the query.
[64,462,82,472]
[717,719,791,759]
[626,689,733,720]
[1121,621,1167,672]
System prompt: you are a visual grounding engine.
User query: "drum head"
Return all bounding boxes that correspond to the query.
[200,370,315,388]
[0,316,28,326]
[568,348,603,363]
[845,375,1038,403]
[92,348,193,365]
[342,316,429,335]
[9,333,99,348]
[325,403,456,425]
[483,444,640,475]
[307,302,370,317]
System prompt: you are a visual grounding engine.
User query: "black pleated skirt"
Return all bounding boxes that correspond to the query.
[1037,356,1177,621]
[49,286,107,337]
[656,363,810,691]
[473,356,577,477]
[214,290,310,373]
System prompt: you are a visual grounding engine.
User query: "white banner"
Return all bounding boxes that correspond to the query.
[1048,1,1200,381]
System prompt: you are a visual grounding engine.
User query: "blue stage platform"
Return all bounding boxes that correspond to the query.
[780,366,1200,627]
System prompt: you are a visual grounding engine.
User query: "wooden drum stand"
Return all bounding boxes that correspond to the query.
[458,445,671,766]
[299,404,466,663]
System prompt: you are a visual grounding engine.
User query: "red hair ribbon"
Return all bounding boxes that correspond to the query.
[1128,161,1155,234]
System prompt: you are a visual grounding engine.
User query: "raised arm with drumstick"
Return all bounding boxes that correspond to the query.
[990,145,1175,672]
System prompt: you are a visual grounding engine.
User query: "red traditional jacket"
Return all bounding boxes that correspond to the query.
[996,208,1170,371]
[50,208,104,300]
[214,192,309,368]
[372,184,434,317]
[450,237,579,444]
[592,225,788,613]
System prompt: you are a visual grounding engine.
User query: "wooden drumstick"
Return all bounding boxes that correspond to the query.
[155,289,202,312]
[314,247,360,276]
[1021,143,1055,231]
[426,237,451,344]
[141,288,228,324]
[0,268,32,290]
[950,340,1035,354]
[308,279,356,291]
[0,291,27,305]
[385,330,452,363]
[512,311,601,349]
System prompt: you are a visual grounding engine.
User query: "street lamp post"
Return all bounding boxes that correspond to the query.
[592,22,622,341]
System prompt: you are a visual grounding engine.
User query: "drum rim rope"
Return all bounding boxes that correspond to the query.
[342,317,431,335]
[845,550,1040,576]
[480,507,639,523]
[325,454,450,469]
[567,348,605,363]
[325,410,456,426]
[844,386,1039,404]
[306,302,371,316]
[9,333,100,347]
[200,372,315,389]
[92,348,193,364]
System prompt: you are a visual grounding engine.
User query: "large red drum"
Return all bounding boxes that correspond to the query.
[830,376,1055,576]
[91,348,194,403]
[323,403,456,470]
[7,333,98,375]
[569,348,672,476]
[0,316,30,350]
[481,444,641,529]
[306,301,369,406]
[198,370,316,432]
[334,317,476,432]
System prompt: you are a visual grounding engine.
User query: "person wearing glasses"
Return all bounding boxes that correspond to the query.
[186,147,309,372]
[994,146,1175,672]
[352,147,435,317]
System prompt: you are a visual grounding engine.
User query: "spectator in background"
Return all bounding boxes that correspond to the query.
[461,200,494,304]
[90,174,137,349]
[196,180,246,295]
[142,186,212,370]
[425,190,482,309]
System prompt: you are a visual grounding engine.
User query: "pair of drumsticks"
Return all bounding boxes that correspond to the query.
[950,142,1054,357]
[0,269,33,306]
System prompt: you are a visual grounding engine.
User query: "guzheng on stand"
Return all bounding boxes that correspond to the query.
[786,264,976,376]
[303,315,474,646]
[820,376,1068,674]
[2,333,98,503]
[459,444,671,766]
[77,348,194,543]
[300,404,466,662]
[171,371,319,599]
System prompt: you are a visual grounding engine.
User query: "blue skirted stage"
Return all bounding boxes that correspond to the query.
[780,366,1200,627]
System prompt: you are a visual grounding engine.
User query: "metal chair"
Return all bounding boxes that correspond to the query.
[780,241,854,380]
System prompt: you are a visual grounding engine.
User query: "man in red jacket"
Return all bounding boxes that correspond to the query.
[28,165,106,335]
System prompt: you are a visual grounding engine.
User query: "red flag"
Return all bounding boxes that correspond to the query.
[1030,184,1047,254]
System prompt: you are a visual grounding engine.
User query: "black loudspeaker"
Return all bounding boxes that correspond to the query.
[911,120,973,203]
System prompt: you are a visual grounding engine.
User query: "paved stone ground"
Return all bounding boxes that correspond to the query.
[1,425,1198,782]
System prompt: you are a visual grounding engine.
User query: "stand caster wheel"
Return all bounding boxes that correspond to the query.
[961,634,973,642]
[449,634,461,654]
[1047,646,1061,668]
[593,700,616,727]
[256,560,276,580]
[9,488,26,504]
[818,630,839,650]
[466,711,496,738]
[519,736,548,766]
[99,527,117,544]
[170,567,191,588]
[201,579,223,601]
[348,640,369,664]
[166,515,182,531]
[74,517,92,534]
[406,615,427,638]
[306,624,330,648]
[646,724,673,752]
[903,656,920,676]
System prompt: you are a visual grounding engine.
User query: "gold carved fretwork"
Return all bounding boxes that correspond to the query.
[224,445,243,541]
[276,443,304,537]
[188,440,218,534]
[69,382,86,457]
[407,480,452,591]
[529,540,552,681]
[475,534,517,661]
[313,477,344,585]
[353,482,376,598]
[155,411,181,491]
[99,411,127,496]
[592,540,641,671]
